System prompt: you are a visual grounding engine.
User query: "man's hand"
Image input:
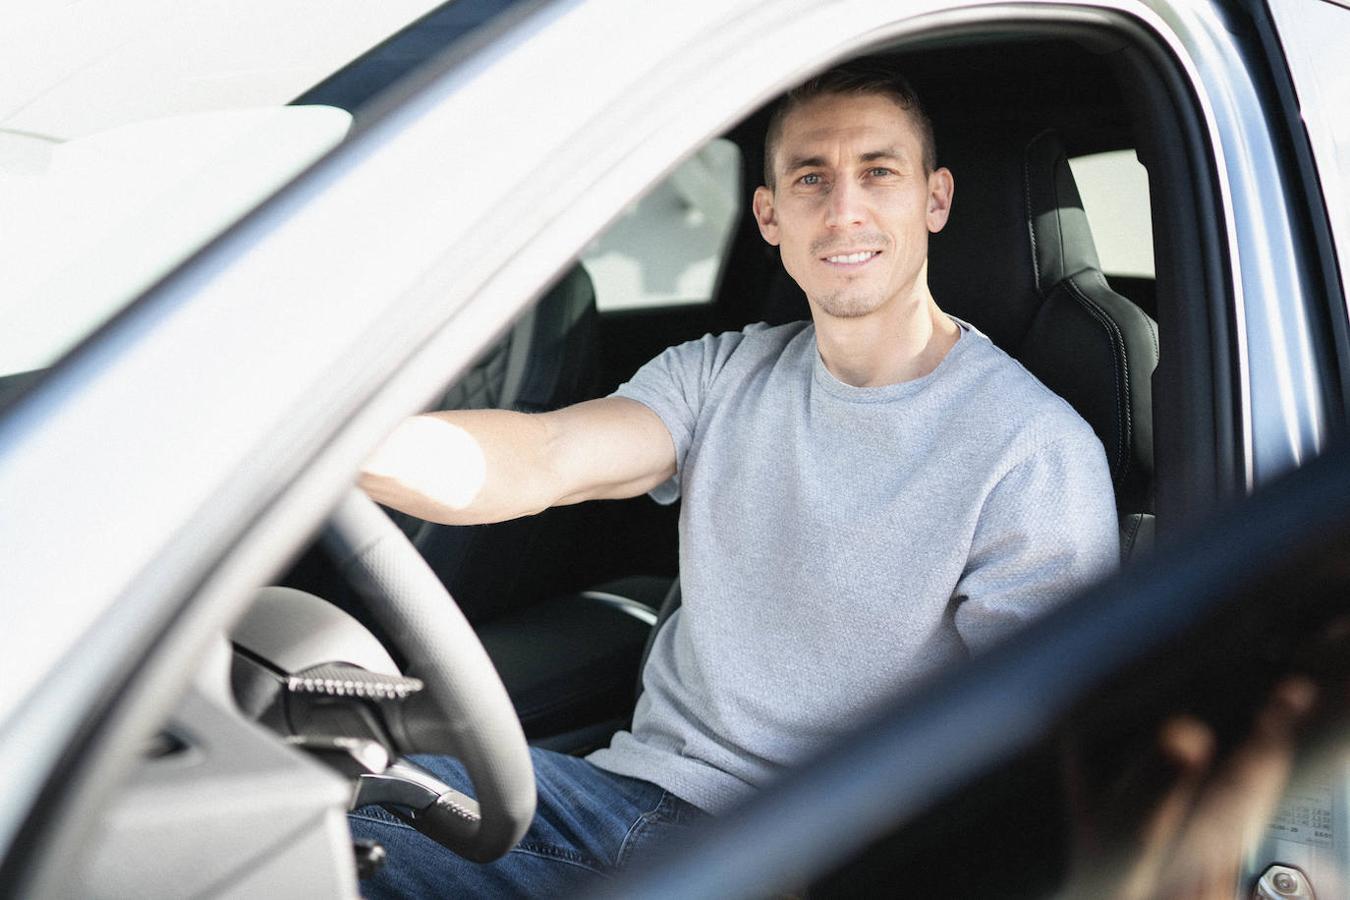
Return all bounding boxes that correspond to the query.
[361,415,490,516]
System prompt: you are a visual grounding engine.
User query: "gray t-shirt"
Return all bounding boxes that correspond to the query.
[587,319,1117,813]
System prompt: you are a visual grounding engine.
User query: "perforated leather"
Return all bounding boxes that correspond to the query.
[438,340,511,411]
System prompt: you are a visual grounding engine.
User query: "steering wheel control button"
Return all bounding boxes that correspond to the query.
[1254,864,1315,899]
[287,662,424,701]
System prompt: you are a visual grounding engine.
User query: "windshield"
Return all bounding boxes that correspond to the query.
[0,0,521,378]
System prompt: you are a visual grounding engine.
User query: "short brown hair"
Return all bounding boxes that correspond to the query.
[762,60,936,188]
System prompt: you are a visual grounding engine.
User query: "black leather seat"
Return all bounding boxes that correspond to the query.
[412,268,669,744]
[929,127,1159,557]
[293,265,661,744]
[478,576,669,748]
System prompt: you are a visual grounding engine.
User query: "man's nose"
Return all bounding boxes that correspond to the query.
[824,178,866,228]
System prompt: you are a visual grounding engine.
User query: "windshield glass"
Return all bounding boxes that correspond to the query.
[0,0,521,378]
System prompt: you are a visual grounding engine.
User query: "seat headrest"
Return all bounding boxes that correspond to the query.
[930,128,1096,349]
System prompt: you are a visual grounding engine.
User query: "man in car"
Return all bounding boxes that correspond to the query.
[350,61,1117,895]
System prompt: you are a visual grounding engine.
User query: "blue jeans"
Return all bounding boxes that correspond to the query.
[349,747,708,898]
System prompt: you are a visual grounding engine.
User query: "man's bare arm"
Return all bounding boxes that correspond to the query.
[359,397,676,525]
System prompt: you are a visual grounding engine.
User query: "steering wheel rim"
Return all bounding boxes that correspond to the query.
[322,489,536,863]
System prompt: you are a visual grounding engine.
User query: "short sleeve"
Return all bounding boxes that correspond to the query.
[952,427,1119,653]
[609,329,755,504]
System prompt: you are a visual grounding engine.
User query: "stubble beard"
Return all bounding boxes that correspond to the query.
[812,286,887,319]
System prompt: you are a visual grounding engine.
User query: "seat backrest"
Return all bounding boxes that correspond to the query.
[928,127,1158,558]
[411,265,601,622]
[435,264,600,415]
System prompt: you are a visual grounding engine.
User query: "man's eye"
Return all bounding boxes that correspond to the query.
[867,167,895,177]
[799,173,823,186]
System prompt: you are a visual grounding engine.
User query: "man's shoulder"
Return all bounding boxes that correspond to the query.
[952,324,1100,448]
[662,319,812,376]
[717,319,812,352]
[620,320,811,402]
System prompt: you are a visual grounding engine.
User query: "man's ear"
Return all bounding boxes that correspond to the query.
[926,166,954,234]
[752,185,780,246]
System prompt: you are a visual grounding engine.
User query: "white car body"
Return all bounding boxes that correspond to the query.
[0,0,1347,894]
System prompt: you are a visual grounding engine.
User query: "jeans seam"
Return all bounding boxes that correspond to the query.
[514,842,605,875]
[615,790,673,868]
[353,809,607,876]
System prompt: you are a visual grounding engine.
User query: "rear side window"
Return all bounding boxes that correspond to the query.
[583,138,742,311]
[1069,149,1154,279]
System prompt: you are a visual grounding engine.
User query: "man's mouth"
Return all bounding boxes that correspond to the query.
[822,250,880,266]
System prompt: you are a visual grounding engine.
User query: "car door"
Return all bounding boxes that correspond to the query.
[1,0,1346,895]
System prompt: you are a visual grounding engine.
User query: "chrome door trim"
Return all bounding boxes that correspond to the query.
[1139,0,1327,484]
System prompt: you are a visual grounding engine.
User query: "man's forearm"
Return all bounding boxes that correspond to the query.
[359,409,561,525]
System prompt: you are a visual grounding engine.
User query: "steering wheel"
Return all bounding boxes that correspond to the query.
[321,489,536,863]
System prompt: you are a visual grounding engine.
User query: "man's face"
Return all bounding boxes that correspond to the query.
[753,92,953,320]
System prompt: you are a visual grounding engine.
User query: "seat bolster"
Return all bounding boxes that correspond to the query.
[477,591,656,739]
[1014,127,1159,517]
[1118,512,1155,561]
[513,265,599,413]
[1079,270,1158,498]
[637,578,682,697]
[1016,274,1156,513]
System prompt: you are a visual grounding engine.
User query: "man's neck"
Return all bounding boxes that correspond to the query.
[812,287,960,388]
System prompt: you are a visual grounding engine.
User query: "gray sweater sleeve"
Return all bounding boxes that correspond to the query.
[952,428,1119,653]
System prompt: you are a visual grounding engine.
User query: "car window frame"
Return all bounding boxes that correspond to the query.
[1255,0,1350,443]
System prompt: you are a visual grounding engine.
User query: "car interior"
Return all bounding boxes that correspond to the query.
[58,6,1267,897]
[282,27,1181,755]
